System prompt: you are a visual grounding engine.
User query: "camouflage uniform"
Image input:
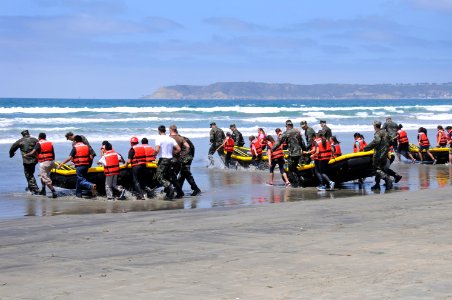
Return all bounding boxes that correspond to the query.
[272,128,306,187]
[177,136,201,194]
[320,125,332,140]
[208,127,225,156]
[364,129,392,185]
[231,128,245,147]
[304,126,316,148]
[9,134,39,193]
[382,119,398,148]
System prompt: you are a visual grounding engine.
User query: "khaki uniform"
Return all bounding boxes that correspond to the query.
[9,136,39,192]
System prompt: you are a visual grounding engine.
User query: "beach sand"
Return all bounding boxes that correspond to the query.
[1,184,452,299]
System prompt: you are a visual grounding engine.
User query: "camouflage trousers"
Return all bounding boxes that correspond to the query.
[373,157,390,181]
[287,156,300,187]
[23,163,39,192]
[157,158,183,194]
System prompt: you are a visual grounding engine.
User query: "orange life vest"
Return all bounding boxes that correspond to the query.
[37,139,54,163]
[316,139,332,161]
[437,130,447,146]
[224,137,235,153]
[103,150,120,176]
[331,142,342,157]
[447,129,452,143]
[131,145,146,166]
[251,139,263,156]
[353,138,366,153]
[73,143,90,166]
[258,133,267,148]
[397,130,409,144]
[418,132,430,147]
[143,144,155,162]
[268,141,284,160]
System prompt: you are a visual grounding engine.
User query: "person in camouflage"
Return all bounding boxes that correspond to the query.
[9,130,40,194]
[364,120,394,190]
[300,120,316,148]
[229,124,245,147]
[272,120,306,187]
[208,122,225,165]
[319,120,332,140]
[169,125,201,196]
[382,117,398,149]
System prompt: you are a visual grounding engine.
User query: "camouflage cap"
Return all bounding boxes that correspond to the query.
[209,122,216,127]
[65,131,74,139]
[20,130,29,136]
[229,124,236,128]
[300,120,307,126]
[373,120,382,127]
[285,120,293,126]
[319,119,326,123]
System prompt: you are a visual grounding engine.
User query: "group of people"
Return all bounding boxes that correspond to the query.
[208,117,452,191]
[9,125,201,200]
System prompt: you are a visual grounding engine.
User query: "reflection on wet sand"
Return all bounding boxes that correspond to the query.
[9,163,452,218]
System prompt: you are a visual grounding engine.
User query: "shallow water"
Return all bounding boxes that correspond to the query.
[1,162,450,220]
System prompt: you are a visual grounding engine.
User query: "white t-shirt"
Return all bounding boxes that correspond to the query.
[155,135,177,159]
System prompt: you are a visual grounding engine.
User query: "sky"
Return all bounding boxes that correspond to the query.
[1,0,452,99]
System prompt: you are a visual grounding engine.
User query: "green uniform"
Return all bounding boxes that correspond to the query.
[382,119,398,147]
[9,136,39,192]
[364,129,391,181]
[321,125,332,140]
[304,126,316,147]
[209,127,225,156]
[231,128,245,147]
[272,128,306,187]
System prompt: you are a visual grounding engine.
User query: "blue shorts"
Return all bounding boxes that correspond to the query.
[419,145,430,152]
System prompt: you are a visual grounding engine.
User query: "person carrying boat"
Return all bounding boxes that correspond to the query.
[9,130,40,195]
[155,125,183,200]
[330,136,342,158]
[319,120,332,140]
[266,135,290,186]
[24,132,58,198]
[127,136,147,200]
[257,128,267,150]
[446,126,452,165]
[417,127,436,164]
[208,122,225,165]
[142,138,156,162]
[65,131,96,166]
[169,125,201,196]
[300,121,316,149]
[249,135,263,168]
[382,117,398,149]
[59,135,97,197]
[97,142,126,200]
[275,128,287,150]
[222,132,235,168]
[396,124,416,163]
[308,132,335,191]
[436,125,448,148]
[230,124,245,147]
[272,120,306,188]
[364,121,394,190]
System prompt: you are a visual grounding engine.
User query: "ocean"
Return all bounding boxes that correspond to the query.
[1,98,451,219]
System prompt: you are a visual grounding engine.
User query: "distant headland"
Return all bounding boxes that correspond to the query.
[144,82,452,100]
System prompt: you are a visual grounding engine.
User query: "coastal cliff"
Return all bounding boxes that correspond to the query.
[144,82,452,99]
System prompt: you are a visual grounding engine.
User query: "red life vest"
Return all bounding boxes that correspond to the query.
[131,145,146,166]
[37,139,54,163]
[258,133,267,148]
[331,142,342,157]
[447,129,452,143]
[268,141,284,159]
[73,143,90,166]
[103,150,120,176]
[143,145,155,162]
[353,138,366,153]
[437,130,447,146]
[251,139,263,156]
[316,139,332,161]
[418,132,430,147]
[224,137,235,153]
[397,130,409,144]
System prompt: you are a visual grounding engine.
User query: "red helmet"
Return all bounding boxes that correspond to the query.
[130,136,139,144]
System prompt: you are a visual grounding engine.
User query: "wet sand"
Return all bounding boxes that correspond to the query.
[1,183,452,299]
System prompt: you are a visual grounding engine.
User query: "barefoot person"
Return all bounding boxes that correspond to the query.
[97,142,126,200]
[266,135,290,186]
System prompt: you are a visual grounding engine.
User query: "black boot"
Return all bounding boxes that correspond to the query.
[39,188,46,196]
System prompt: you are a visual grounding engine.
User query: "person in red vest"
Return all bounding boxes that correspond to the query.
[266,135,290,186]
[249,135,263,168]
[446,126,452,165]
[417,127,436,164]
[97,142,126,200]
[141,138,156,162]
[436,125,448,148]
[353,132,367,153]
[396,124,416,163]
[222,132,236,168]
[127,136,146,199]
[329,136,342,158]
[59,135,96,198]
[310,132,335,191]
[25,132,57,198]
